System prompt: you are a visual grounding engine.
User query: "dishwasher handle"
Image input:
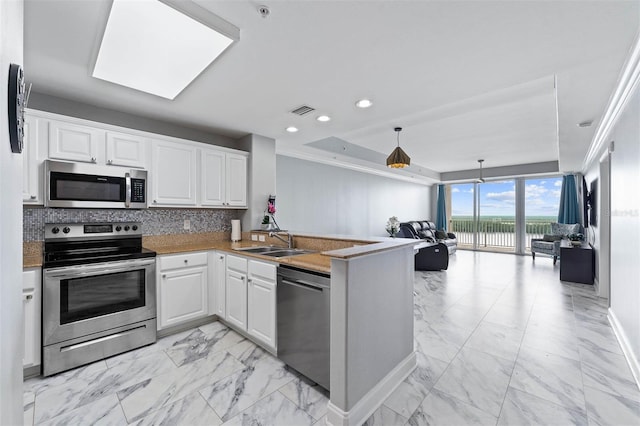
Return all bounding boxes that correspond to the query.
[279,278,324,293]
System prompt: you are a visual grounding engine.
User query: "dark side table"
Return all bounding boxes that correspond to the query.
[559,240,594,284]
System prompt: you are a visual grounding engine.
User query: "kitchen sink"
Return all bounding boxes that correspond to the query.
[260,249,316,258]
[233,246,275,254]
[233,246,316,257]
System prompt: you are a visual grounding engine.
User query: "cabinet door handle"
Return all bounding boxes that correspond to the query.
[30,195,36,199]
[153,200,157,204]
[162,274,166,279]
[107,159,113,165]
[241,276,244,281]
[91,157,97,163]
[24,294,33,300]
[184,259,188,264]
[219,256,224,260]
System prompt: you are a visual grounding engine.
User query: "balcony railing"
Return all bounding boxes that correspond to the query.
[449,218,552,250]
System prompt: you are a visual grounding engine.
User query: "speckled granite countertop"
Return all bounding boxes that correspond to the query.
[142,233,350,273]
[23,232,415,274]
[23,242,43,269]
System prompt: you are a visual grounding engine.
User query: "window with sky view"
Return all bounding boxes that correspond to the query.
[449,177,562,250]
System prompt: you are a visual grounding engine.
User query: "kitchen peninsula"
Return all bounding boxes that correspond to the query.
[24,231,417,426]
[147,231,417,426]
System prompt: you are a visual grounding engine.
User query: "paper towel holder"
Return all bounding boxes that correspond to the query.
[231,219,242,242]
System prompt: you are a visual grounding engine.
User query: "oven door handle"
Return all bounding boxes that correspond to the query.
[125,173,131,208]
[44,258,155,279]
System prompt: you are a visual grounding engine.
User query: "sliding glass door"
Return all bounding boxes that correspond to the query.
[475,180,516,252]
[449,183,474,248]
[524,177,562,252]
[451,177,559,253]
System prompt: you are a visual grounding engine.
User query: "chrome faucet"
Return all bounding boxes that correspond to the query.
[269,231,293,249]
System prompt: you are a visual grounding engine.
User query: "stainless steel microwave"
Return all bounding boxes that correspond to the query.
[45,160,147,209]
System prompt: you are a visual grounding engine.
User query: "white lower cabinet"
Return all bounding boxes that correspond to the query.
[157,252,208,330]
[247,261,277,350]
[223,254,277,351]
[209,251,226,318]
[225,255,248,330]
[23,267,41,368]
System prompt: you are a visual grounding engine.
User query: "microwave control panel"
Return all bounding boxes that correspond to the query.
[131,179,146,202]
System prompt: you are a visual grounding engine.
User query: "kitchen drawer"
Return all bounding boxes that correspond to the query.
[226,254,248,273]
[249,260,276,281]
[160,251,208,270]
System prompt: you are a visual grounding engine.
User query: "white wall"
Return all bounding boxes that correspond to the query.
[0,0,24,423]
[240,134,276,232]
[608,84,640,375]
[276,155,431,236]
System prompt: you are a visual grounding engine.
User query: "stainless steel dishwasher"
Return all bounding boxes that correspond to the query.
[277,265,330,390]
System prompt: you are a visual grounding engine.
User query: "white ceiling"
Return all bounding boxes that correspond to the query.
[24,0,640,181]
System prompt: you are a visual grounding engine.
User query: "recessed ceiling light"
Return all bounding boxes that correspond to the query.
[355,99,373,108]
[93,0,237,100]
[316,115,331,122]
[286,126,299,133]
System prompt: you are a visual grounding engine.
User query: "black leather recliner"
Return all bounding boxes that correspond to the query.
[397,221,450,271]
[398,221,457,255]
[420,221,457,255]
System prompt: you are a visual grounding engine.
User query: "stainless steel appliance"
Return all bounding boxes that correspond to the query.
[277,265,330,390]
[45,160,147,209]
[42,222,156,376]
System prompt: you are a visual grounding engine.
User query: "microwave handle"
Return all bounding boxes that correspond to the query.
[125,173,131,208]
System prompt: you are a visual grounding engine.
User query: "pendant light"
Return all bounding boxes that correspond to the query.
[476,159,485,183]
[387,127,411,168]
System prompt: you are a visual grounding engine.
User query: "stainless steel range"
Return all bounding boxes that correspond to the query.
[42,222,157,376]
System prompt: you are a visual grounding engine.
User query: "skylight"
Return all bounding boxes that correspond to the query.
[93,0,235,100]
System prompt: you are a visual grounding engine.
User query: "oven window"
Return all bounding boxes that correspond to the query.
[60,270,145,324]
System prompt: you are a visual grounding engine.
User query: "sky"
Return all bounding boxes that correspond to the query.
[451,177,562,217]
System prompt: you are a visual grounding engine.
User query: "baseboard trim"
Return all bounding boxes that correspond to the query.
[156,315,218,338]
[326,351,417,426]
[23,365,40,380]
[608,308,640,391]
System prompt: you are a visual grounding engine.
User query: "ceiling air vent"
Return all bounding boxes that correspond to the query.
[290,105,315,116]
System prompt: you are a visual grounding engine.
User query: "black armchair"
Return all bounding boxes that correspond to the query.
[398,221,449,270]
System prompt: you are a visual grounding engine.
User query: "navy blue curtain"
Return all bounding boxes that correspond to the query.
[436,184,447,231]
[558,175,580,224]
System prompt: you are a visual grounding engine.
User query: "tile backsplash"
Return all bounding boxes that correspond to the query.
[23,207,242,242]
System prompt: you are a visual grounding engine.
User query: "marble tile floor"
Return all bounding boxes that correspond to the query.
[23,250,640,425]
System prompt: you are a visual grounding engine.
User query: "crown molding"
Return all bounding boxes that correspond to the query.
[583,31,640,171]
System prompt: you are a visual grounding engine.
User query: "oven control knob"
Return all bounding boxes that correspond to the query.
[124,225,130,231]
[51,227,60,234]
[115,226,122,232]
[63,227,71,234]
[132,225,138,231]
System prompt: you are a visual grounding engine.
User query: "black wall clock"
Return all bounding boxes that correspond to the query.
[8,63,25,154]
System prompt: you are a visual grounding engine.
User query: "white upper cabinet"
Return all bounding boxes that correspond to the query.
[105,131,147,168]
[200,148,226,207]
[199,149,248,208]
[226,153,247,207]
[24,110,249,209]
[151,140,197,206]
[23,115,46,204]
[48,120,103,163]
[48,118,147,169]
